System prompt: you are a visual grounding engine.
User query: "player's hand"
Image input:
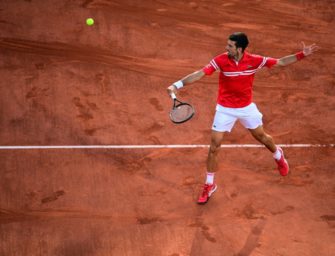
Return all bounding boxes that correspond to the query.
[302,42,319,56]
[167,85,177,96]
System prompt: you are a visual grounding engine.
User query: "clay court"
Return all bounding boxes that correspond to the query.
[1,1,335,255]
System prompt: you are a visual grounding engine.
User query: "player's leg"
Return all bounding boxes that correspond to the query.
[238,103,289,176]
[198,130,224,204]
[207,130,225,173]
[198,109,236,204]
[248,126,289,176]
[248,125,276,152]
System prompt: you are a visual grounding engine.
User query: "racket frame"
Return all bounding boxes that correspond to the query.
[169,93,195,124]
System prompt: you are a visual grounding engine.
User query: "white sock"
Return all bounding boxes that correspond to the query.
[206,172,215,185]
[273,147,282,160]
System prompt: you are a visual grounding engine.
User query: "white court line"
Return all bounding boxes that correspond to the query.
[0,144,334,150]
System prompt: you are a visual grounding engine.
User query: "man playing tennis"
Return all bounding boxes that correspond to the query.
[167,32,318,204]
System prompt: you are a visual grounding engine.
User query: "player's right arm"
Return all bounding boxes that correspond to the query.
[167,70,205,95]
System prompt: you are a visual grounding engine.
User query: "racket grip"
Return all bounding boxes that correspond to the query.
[170,92,177,100]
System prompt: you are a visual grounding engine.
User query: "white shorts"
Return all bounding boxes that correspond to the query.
[212,103,263,132]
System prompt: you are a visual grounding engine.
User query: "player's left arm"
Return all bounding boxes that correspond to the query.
[274,42,319,67]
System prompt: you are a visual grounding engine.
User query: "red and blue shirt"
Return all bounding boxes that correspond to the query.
[203,52,278,108]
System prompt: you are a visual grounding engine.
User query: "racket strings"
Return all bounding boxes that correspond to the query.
[170,104,194,123]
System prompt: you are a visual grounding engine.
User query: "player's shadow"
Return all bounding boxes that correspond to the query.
[236,218,267,256]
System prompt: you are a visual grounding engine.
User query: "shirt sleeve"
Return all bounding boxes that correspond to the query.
[264,57,278,68]
[202,58,220,75]
[252,54,278,69]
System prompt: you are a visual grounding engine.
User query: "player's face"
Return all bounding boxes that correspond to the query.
[226,40,238,57]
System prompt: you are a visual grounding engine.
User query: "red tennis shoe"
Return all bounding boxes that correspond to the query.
[275,147,289,176]
[197,183,217,204]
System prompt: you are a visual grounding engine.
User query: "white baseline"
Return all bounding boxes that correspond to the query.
[0,144,334,150]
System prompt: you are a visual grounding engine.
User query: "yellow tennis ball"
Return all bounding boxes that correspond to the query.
[86,18,94,26]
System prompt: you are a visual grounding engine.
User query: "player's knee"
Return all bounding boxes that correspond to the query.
[209,131,224,153]
[209,139,221,153]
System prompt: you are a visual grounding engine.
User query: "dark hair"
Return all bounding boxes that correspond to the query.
[228,32,249,52]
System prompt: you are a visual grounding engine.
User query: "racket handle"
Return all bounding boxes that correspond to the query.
[170,92,177,100]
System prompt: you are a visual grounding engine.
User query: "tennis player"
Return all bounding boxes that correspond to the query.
[167,32,318,204]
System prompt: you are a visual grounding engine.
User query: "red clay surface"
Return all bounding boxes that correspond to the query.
[1,1,335,255]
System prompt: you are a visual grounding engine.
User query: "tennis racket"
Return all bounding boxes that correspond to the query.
[169,92,195,124]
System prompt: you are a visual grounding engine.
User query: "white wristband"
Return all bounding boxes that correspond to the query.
[173,80,184,89]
